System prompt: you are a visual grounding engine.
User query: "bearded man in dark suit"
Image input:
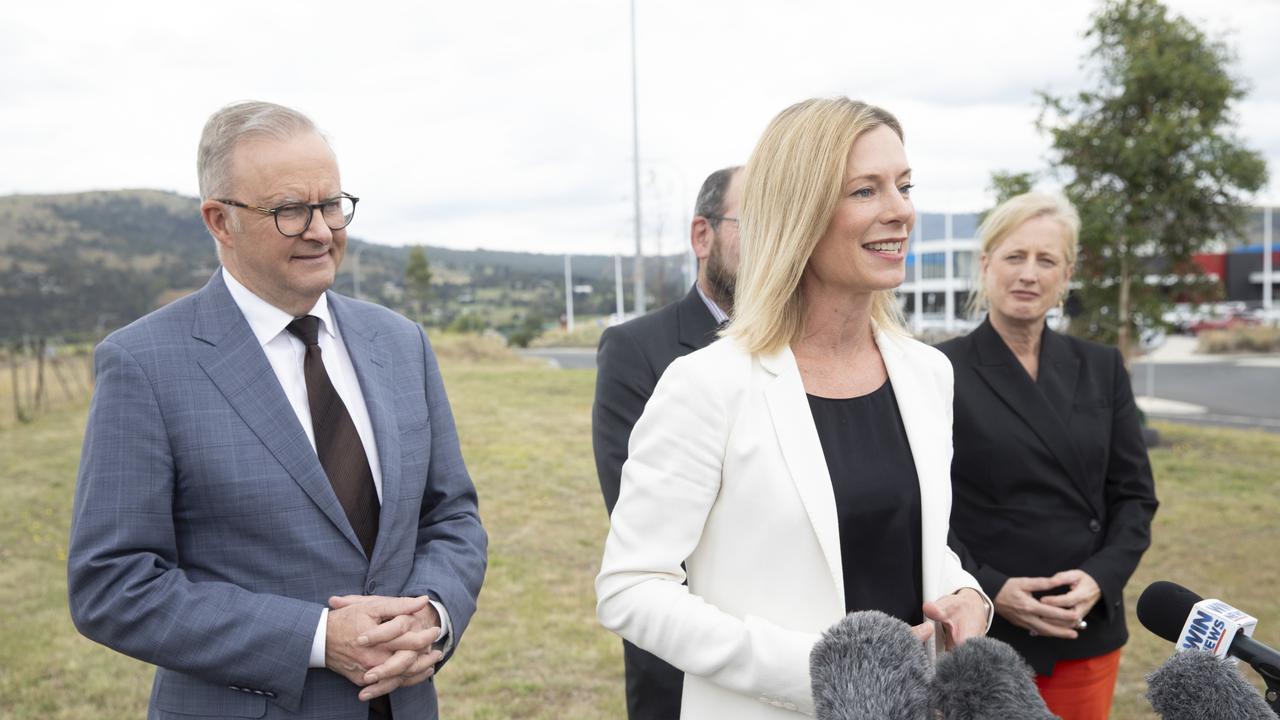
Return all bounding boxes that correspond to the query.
[591,165,742,720]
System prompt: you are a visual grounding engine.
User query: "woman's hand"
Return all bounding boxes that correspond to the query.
[922,588,990,650]
[1038,569,1102,625]
[993,576,1084,639]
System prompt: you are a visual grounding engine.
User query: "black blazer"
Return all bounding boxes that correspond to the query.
[593,286,720,513]
[938,318,1158,675]
[592,286,719,720]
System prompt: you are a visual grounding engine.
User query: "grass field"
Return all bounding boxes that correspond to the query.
[1,337,1277,719]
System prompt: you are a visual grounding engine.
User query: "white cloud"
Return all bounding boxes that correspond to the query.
[3,0,1277,254]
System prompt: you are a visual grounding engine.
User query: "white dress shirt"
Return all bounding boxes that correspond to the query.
[695,282,729,326]
[222,268,452,668]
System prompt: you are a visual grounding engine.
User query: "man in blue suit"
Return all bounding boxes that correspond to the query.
[68,101,488,719]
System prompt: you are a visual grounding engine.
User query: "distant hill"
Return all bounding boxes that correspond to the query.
[0,190,686,341]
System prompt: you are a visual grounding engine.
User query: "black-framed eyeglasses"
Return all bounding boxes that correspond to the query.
[216,192,359,237]
[705,215,739,229]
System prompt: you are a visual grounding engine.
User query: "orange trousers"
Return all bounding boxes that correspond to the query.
[1034,648,1123,720]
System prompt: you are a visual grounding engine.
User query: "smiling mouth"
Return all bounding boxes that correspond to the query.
[863,240,905,254]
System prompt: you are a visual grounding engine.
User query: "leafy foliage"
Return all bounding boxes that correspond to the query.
[404,246,433,322]
[1038,0,1267,353]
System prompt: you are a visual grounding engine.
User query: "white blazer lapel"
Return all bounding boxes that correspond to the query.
[759,347,845,603]
[878,329,950,606]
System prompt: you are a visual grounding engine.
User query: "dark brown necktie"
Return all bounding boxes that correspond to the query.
[286,315,380,559]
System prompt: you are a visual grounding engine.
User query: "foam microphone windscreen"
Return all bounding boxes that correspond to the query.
[1146,649,1277,720]
[930,636,1059,720]
[810,610,931,720]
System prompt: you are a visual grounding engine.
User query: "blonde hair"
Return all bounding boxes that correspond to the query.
[725,97,906,355]
[968,191,1080,316]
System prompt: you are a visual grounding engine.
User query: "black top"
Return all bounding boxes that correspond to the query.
[808,380,924,625]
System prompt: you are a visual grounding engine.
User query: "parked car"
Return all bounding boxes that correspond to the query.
[1187,312,1261,335]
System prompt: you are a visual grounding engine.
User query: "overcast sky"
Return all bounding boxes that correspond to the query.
[4,0,1278,256]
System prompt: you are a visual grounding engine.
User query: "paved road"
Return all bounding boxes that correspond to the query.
[517,347,597,370]
[1131,358,1280,432]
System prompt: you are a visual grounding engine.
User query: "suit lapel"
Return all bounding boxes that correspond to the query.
[971,319,1099,516]
[676,286,721,351]
[1037,327,1081,427]
[191,272,363,552]
[877,330,947,540]
[329,294,401,567]
[760,347,845,602]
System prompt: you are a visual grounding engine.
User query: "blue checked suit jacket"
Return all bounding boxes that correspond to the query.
[68,270,488,719]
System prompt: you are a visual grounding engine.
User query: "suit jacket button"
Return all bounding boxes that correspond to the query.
[1088,519,1102,533]
[366,580,377,594]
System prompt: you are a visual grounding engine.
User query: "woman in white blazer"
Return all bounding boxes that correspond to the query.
[596,97,992,719]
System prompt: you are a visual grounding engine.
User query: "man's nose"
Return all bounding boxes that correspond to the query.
[300,206,334,243]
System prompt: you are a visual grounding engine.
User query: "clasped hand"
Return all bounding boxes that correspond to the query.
[324,594,445,701]
[994,569,1101,639]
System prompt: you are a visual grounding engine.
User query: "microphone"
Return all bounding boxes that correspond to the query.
[810,610,931,720]
[1137,581,1280,683]
[1146,649,1277,720]
[930,636,1059,720]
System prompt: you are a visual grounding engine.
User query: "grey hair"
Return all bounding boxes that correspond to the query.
[197,100,323,200]
[694,166,742,229]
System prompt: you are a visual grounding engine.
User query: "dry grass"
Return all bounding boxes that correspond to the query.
[0,353,95,432]
[2,352,1277,718]
[528,320,608,350]
[1197,325,1280,353]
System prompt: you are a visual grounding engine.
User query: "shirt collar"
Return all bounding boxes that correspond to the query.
[694,282,729,325]
[221,267,336,347]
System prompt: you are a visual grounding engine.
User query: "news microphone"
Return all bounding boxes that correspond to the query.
[1137,582,1280,681]
[929,636,1059,720]
[810,610,931,720]
[1137,580,1280,715]
[1146,649,1277,720]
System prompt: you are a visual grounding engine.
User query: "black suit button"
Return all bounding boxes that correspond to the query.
[365,580,377,594]
[1088,519,1102,533]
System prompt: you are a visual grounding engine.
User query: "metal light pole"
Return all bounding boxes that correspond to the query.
[615,254,625,319]
[629,0,646,315]
[1265,205,1273,312]
[564,254,575,333]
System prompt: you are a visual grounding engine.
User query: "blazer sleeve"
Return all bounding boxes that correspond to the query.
[1078,347,1159,621]
[592,325,657,515]
[402,327,488,662]
[67,340,321,712]
[596,353,822,715]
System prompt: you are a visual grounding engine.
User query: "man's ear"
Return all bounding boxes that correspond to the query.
[690,217,714,261]
[201,200,236,251]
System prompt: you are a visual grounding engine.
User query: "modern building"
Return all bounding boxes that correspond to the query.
[899,206,1279,332]
[901,212,982,334]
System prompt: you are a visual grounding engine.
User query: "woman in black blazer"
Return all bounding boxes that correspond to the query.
[938,192,1158,720]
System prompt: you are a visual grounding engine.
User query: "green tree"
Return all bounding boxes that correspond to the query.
[1038,0,1266,357]
[404,246,433,324]
[989,171,1037,207]
[980,171,1039,224]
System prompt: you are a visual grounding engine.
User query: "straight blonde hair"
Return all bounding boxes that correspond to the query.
[725,97,907,356]
[967,191,1080,316]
